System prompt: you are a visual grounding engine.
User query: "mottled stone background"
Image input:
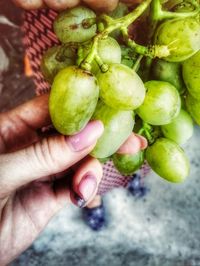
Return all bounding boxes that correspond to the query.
[1,3,200,266]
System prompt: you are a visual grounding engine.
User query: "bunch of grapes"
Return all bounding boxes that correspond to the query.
[41,0,200,183]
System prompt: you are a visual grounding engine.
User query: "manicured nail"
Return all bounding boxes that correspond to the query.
[78,173,97,201]
[68,121,104,152]
[73,192,86,208]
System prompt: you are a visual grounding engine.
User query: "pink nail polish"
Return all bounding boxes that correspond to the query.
[78,173,97,201]
[68,120,104,152]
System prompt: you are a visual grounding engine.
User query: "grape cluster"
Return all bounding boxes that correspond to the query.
[41,1,200,183]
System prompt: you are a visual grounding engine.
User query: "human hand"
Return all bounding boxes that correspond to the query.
[0,94,104,265]
[12,0,119,12]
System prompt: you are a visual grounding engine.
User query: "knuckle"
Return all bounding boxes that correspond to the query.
[30,137,62,172]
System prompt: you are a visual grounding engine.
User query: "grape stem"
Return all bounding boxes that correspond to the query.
[138,122,155,145]
[79,0,199,71]
[133,55,143,72]
[150,0,200,21]
[80,0,159,70]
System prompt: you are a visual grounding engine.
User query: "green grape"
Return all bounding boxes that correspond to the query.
[41,46,76,83]
[91,101,135,158]
[161,109,194,145]
[53,6,97,43]
[49,66,99,135]
[146,138,190,183]
[97,63,146,110]
[82,37,121,73]
[186,93,200,125]
[154,17,200,62]
[137,81,181,125]
[98,157,111,163]
[151,59,185,94]
[182,50,200,100]
[112,150,144,175]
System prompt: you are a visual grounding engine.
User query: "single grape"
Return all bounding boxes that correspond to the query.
[146,138,190,183]
[53,6,97,43]
[161,109,194,145]
[182,50,200,100]
[151,59,185,94]
[82,37,121,73]
[185,93,200,125]
[137,81,181,125]
[49,66,99,135]
[154,17,200,62]
[91,101,135,158]
[97,63,146,110]
[112,150,144,175]
[41,46,76,83]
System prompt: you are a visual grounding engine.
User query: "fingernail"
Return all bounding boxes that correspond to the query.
[78,173,97,202]
[73,192,86,208]
[68,121,104,152]
[117,133,141,155]
[135,134,148,150]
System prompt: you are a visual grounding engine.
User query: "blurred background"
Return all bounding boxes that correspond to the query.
[1,2,200,266]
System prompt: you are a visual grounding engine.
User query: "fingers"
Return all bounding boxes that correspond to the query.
[4,94,51,131]
[13,0,119,11]
[0,121,104,198]
[82,0,119,12]
[70,156,103,207]
[43,0,80,11]
[117,133,148,155]
[12,0,44,9]
[86,195,102,208]
[0,94,51,153]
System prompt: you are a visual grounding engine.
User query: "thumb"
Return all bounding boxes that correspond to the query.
[0,121,104,198]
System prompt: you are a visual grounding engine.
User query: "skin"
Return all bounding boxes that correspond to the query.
[13,0,44,9]
[82,0,119,12]
[0,95,104,265]
[0,95,146,264]
[13,0,119,11]
[44,0,80,10]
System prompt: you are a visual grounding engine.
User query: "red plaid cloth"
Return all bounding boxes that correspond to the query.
[22,9,150,195]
